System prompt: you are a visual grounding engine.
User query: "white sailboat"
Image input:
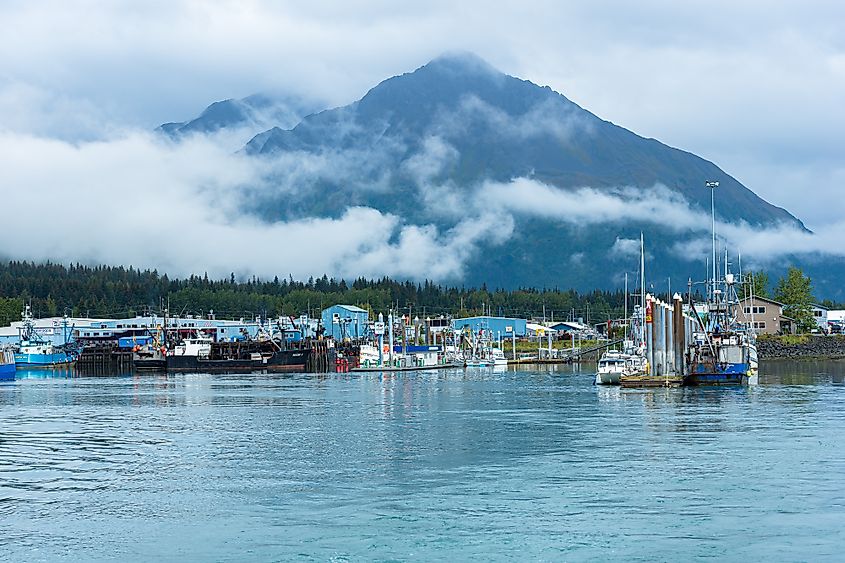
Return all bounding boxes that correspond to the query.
[596,234,649,385]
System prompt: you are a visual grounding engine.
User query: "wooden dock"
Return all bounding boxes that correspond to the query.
[620,374,684,388]
[76,344,133,375]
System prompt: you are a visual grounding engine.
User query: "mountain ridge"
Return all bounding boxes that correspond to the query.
[243,53,805,230]
[152,53,843,296]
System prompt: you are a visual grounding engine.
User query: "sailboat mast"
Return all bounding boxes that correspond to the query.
[624,272,628,342]
[640,232,645,347]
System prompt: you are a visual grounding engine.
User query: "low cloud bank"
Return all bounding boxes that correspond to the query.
[0,130,508,281]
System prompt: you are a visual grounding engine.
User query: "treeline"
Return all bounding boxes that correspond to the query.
[0,261,627,327]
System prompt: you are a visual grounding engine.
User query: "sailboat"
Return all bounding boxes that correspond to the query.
[684,182,758,385]
[596,234,649,385]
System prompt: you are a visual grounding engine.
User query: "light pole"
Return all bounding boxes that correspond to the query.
[706,181,719,304]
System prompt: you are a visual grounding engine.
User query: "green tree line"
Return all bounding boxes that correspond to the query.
[0,261,628,327]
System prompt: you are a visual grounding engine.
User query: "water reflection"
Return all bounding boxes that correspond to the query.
[1,361,844,560]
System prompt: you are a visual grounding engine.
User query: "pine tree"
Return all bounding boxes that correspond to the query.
[774,266,815,332]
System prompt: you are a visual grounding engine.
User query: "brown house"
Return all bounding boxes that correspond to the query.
[737,296,796,335]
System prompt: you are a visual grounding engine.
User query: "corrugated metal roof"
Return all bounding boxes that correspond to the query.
[329,304,368,313]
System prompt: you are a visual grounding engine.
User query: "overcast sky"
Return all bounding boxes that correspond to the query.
[1,0,843,281]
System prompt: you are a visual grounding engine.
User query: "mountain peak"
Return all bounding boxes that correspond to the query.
[421,51,501,76]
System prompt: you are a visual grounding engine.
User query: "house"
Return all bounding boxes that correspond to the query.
[321,305,370,340]
[737,296,796,335]
[811,303,829,332]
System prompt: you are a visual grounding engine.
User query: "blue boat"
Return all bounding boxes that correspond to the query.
[14,306,79,368]
[684,181,758,386]
[0,348,15,380]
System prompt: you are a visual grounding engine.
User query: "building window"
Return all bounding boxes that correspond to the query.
[744,307,751,314]
[749,306,767,315]
[814,310,823,317]
[753,321,766,329]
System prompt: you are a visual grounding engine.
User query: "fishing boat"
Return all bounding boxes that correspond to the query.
[0,348,16,380]
[684,181,758,385]
[597,234,649,385]
[596,350,649,385]
[14,306,79,367]
[685,272,758,385]
[490,347,508,366]
[165,335,309,372]
[132,344,167,371]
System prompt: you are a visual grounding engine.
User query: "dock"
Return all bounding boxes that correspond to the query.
[619,294,697,387]
[76,344,133,375]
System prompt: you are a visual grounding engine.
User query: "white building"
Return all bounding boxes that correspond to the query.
[811,304,829,332]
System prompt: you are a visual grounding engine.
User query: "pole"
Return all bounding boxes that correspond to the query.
[624,272,628,343]
[388,311,394,367]
[707,180,720,306]
[378,312,384,367]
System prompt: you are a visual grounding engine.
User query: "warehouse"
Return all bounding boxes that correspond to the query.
[451,316,527,338]
[321,305,370,340]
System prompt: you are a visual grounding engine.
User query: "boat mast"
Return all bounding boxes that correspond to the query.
[624,272,628,343]
[640,232,646,348]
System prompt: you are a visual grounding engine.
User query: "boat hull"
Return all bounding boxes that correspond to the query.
[166,349,309,372]
[134,358,167,371]
[14,352,76,367]
[0,363,15,380]
[595,371,621,385]
[685,362,756,386]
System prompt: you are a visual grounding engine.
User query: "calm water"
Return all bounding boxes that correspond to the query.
[1,361,844,561]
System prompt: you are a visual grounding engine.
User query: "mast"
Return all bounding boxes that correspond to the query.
[640,232,646,348]
[624,272,628,343]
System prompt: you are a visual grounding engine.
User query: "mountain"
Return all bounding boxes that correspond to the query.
[158,93,325,139]
[245,53,802,229]
[228,53,839,296]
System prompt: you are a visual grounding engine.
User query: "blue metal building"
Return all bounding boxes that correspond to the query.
[451,316,527,338]
[321,305,370,340]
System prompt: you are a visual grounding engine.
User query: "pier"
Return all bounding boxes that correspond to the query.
[76,344,133,375]
[620,294,697,387]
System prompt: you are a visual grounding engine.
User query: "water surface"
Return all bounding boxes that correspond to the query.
[1,361,844,561]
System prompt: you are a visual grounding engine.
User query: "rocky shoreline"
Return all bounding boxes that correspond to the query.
[757,335,845,359]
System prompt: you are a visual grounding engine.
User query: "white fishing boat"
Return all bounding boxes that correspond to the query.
[596,350,648,385]
[490,347,509,366]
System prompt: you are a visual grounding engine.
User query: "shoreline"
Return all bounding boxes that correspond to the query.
[757,335,845,360]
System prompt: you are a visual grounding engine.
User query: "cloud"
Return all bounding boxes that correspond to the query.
[0,130,503,282]
[610,237,641,260]
[433,94,593,142]
[3,120,845,285]
[482,178,707,230]
[475,177,845,266]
